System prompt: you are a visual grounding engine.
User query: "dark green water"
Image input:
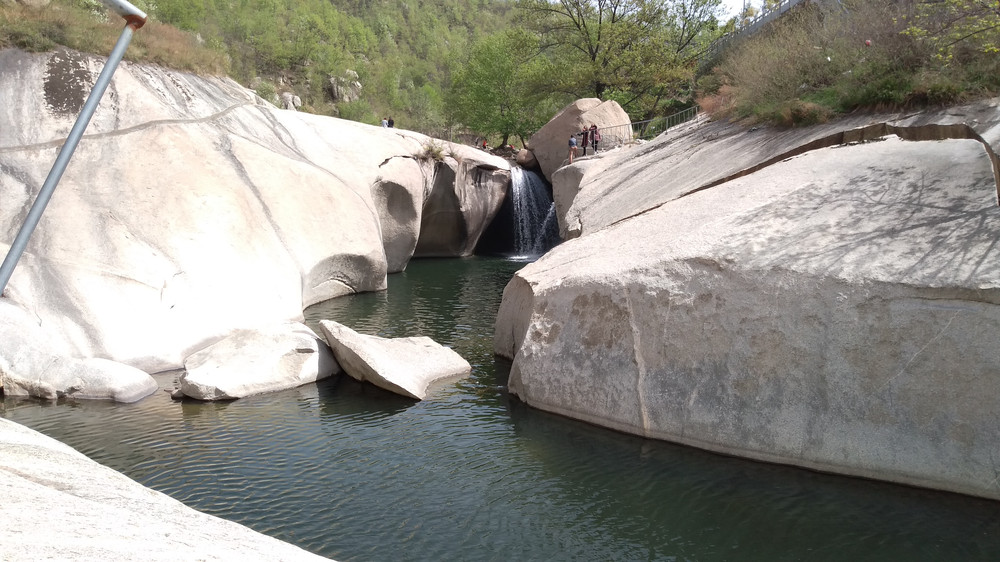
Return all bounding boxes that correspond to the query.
[3,257,1000,561]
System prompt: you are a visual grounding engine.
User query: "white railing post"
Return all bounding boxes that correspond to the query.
[0,0,147,296]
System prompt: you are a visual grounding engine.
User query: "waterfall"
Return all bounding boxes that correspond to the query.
[510,167,560,259]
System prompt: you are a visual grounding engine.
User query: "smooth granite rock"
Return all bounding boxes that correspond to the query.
[0,46,508,397]
[179,322,340,400]
[495,99,1000,500]
[525,98,631,182]
[0,417,330,561]
[318,319,471,399]
[0,301,157,402]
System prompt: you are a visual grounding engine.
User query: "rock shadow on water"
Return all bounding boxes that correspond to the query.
[316,374,413,421]
[502,390,1000,560]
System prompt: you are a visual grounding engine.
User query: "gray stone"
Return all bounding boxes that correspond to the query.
[280,91,302,110]
[495,99,1000,500]
[413,157,509,257]
[327,70,362,103]
[0,47,509,395]
[515,148,539,172]
[372,157,430,272]
[318,319,471,400]
[0,418,329,561]
[179,322,340,400]
[0,302,157,402]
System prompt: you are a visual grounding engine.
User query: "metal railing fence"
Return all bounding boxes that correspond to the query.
[702,0,810,67]
[595,106,701,152]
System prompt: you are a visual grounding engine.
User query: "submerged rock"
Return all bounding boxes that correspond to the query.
[317,319,471,399]
[179,322,339,400]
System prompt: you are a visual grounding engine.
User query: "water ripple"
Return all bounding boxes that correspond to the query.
[4,258,1000,561]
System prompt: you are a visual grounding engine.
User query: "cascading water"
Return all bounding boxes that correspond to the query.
[510,167,560,259]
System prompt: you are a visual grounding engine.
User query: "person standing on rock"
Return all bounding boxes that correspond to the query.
[568,135,578,164]
[590,124,600,154]
[577,127,590,155]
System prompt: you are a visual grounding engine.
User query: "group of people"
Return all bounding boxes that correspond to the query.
[381,117,395,128]
[568,124,601,164]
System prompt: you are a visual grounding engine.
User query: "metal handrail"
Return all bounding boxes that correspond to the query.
[594,106,701,152]
[0,0,146,295]
[703,0,809,64]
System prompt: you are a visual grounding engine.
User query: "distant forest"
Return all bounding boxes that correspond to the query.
[5,0,993,139]
[2,0,732,142]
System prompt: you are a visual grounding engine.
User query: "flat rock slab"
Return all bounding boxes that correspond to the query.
[318,319,470,400]
[0,418,329,561]
[179,322,339,400]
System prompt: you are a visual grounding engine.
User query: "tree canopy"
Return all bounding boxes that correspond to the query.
[904,0,1000,60]
[513,0,726,117]
[446,29,561,146]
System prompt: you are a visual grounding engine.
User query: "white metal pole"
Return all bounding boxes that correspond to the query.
[0,0,146,295]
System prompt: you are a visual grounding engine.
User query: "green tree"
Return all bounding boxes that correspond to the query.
[517,0,723,109]
[905,0,1000,60]
[446,29,554,146]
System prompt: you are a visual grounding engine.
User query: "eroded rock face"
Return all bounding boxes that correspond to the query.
[0,47,508,390]
[372,157,428,272]
[496,100,1000,500]
[318,319,471,399]
[413,157,509,257]
[327,70,362,103]
[525,98,631,182]
[179,322,339,400]
[0,418,330,560]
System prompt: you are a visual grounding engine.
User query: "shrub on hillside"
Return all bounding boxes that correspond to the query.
[698,0,995,124]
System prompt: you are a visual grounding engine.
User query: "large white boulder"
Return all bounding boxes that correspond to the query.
[554,102,1000,240]
[0,418,329,561]
[0,47,508,390]
[495,100,1000,500]
[318,319,471,399]
[0,301,157,402]
[179,322,340,400]
[525,98,631,182]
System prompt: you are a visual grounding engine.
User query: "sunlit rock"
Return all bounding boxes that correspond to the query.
[179,322,339,400]
[0,302,157,403]
[496,99,1000,500]
[525,98,631,182]
[0,418,329,560]
[0,46,508,389]
[318,319,470,400]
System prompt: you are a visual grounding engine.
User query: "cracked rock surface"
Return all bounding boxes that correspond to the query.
[497,99,1000,500]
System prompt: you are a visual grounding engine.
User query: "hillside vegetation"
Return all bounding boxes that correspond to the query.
[1,0,513,137]
[3,0,997,139]
[1,0,732,143]
[699,0,1000,126]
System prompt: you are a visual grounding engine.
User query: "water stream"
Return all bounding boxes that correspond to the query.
[2,258,999,561]
[507,167,560,259]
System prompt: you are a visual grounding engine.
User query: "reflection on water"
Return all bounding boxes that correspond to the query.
[3,257,1000,561]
